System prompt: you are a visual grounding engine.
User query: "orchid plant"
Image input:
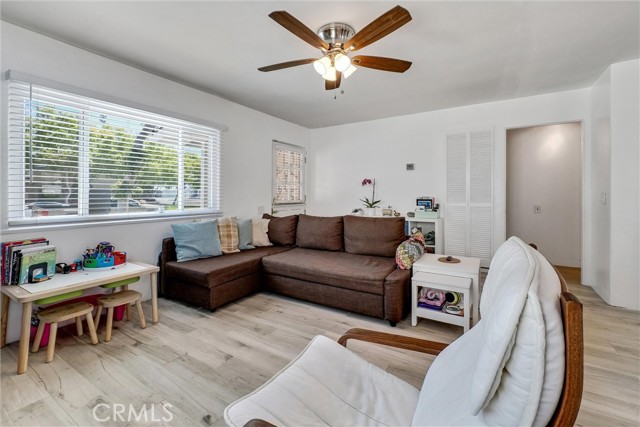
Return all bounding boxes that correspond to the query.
[360,178,381,208]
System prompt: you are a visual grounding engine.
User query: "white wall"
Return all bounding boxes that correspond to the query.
[506,123,582,267]
[586,59,639,310]
[0,22,309,343]
[609,60,640,309]
[588,68,612,302]
[307,89,590,265]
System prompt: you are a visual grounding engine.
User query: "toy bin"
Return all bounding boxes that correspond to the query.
[113,251,127,265]
[83,256,114,269]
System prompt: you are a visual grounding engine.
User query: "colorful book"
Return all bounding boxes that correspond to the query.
[1,238,47,285]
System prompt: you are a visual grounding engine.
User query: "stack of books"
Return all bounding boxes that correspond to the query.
[1,237,56,285]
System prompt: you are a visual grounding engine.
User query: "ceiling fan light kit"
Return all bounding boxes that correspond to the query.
[259,5,412,91]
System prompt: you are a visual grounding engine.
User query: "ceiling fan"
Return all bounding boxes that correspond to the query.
[258,5,412,91]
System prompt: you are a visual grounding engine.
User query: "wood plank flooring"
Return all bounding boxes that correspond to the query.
[1,271,639,426]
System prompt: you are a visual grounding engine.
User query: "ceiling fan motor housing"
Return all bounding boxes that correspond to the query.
[317,22,355,48]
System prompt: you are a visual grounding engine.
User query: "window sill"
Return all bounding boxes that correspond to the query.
[2,212,221,236]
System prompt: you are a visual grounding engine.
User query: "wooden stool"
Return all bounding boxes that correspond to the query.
[31,301,98,363]
[94,290,146,342]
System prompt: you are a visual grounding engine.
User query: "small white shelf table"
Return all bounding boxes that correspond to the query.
[412,271,471,332]
[412,253,481,326]
[405,217,443,254]
[0,262,159,374]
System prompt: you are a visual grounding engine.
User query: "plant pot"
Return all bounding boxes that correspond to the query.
[364,207,377,216]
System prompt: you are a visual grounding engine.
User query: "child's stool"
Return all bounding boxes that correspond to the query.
[94,290,146,342]
[31,301,98,362]
[101,276,140,320]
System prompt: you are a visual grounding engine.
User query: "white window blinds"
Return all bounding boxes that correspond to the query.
[7,79,222,225]
[272,141,306,205]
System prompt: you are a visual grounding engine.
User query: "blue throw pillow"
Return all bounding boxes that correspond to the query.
[237,218,255,250]
[171,220,222,262]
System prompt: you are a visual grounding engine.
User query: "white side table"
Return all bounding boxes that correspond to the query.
[412,253,481,326]
[412,272,471,332]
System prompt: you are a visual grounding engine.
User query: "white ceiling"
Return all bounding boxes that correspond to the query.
[2,1,638,129]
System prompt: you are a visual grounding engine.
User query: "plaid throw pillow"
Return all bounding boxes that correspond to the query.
[217,217,240,254]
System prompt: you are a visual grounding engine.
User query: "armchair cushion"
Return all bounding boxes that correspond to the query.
[224,335,419,427]
[412,237,563,427]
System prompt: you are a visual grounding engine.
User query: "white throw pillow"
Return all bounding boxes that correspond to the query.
[251,219,272,247]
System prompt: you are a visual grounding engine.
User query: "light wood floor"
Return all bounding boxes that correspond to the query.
[1,270,639,426]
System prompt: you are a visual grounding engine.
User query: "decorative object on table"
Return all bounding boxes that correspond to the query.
[414,196,440,218]
[418,287,446,310]
[56,263,72,274]
[395,230,426,270]
[425,230,436,246]
[438,255,461,264]
[382,207,393,216]
[351,208,363,215]
[445,291,461,305]
[83,241,123,269]
[444,304,463,316]
[393,210,401,217]
[360,178,381,214]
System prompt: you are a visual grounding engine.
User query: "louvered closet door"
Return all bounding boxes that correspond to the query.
[446,132,468,256]
[445,129,493,266]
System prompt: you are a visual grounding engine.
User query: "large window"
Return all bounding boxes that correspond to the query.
[272,141,306,207]
[6,79,222,226]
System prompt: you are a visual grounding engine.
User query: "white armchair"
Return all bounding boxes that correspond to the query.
[224,237,583,427]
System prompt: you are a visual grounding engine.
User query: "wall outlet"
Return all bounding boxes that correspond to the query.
[534,205,542,214]
[406,163,414,171]
[257,205,265,214]
[600,192,607,205]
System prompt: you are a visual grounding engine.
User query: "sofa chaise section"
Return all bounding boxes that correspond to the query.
[160,237,290,310]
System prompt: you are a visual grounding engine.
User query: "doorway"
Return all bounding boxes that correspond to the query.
[506,122,582,269]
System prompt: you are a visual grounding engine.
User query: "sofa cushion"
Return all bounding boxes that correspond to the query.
[224,335,419,427]
[165,246,290,289]
[252,219,272,247]
[237,219,255,250]
[171,220,222,262]
[263,214,298,246]
[262,248,397,295]
[296,214,344,251]
[344,216,406,257]
[217,217,241,254]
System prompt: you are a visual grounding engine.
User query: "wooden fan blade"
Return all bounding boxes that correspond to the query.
[269,11,330,50]
[351,55,412,73]
[258,58,317,72]
[325,72,342,90]
[343,5,411,52]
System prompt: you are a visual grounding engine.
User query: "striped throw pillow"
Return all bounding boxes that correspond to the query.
[217,217,240,254]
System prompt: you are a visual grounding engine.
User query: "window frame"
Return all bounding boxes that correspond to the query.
[272,140,306,208]
[4,71,226,228]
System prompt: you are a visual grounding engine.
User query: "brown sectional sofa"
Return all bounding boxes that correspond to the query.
[159,214,410,326]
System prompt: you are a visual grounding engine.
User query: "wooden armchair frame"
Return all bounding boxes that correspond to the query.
[244,268,583,427]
